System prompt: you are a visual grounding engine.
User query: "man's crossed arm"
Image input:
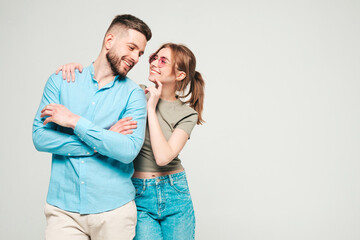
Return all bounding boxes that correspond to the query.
[32,75,146,164]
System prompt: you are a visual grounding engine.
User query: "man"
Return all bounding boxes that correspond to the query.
[32,14,151,240]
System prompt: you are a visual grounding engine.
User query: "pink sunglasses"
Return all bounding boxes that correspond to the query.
[149,53,169,68]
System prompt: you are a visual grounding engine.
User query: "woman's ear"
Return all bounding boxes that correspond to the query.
[176,71,186,81]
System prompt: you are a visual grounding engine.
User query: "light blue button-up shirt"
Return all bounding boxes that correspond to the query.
[32,64,147,214]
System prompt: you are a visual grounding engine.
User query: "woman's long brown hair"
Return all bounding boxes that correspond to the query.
[152,43,205,124]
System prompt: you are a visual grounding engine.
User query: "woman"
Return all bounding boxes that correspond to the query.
[58,43,205,239]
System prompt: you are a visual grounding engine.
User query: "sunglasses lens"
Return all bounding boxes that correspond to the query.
[149,54,168,68]
[158,57,166,68]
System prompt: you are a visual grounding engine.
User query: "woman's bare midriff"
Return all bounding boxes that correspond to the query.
[132,168,184,179]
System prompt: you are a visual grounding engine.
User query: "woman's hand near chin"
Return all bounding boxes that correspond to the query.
[145,78,162,111]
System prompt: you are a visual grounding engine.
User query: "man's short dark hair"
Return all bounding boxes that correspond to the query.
[106,14,152,41]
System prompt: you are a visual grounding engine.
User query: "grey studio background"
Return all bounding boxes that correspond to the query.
[0,0,359,239]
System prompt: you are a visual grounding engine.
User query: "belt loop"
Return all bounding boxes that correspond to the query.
[143,179,146,190]
[169,175,174,186]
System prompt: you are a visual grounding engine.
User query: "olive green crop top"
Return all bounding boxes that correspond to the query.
[133,85,198,172]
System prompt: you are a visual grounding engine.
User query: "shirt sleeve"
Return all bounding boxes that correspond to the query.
[74,88,147,164]
[32,75,95,156]
[175,113,198,138]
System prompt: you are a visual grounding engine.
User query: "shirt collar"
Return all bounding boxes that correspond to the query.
[88,62,124,89]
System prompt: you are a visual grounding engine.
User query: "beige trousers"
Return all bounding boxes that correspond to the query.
[44,201,137,240]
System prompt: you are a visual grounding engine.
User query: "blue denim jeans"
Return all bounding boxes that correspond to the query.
[132,171,195,240]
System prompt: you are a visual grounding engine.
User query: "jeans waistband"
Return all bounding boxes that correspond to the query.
[132,171,186,185]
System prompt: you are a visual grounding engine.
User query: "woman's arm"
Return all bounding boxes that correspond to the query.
[148,110,189,166]
[146,79,189,166]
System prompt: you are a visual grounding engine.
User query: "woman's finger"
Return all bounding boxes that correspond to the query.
[154,78,162,88]
[71,66,76,82]
[66,65,71,83]
[154,79,163,93]
[55,67,62,75]
[62,65,66,80]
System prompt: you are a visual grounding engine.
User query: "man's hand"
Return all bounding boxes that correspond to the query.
[41,103,80,129]
[109,117,137,135]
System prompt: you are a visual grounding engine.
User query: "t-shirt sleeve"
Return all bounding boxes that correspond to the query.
[138,84,150,101]
[175,113,198,138]
[139,84,147,90]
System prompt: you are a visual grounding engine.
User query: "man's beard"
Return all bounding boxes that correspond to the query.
[106,49,127,79]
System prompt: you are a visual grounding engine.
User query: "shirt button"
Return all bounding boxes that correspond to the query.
[94,84,97,87]
[68,153,71,156]
[93,147,96,150]
[81,160,84,163]
[92,102,95,105]
[81,181,84,184]
[86,152,90,155]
